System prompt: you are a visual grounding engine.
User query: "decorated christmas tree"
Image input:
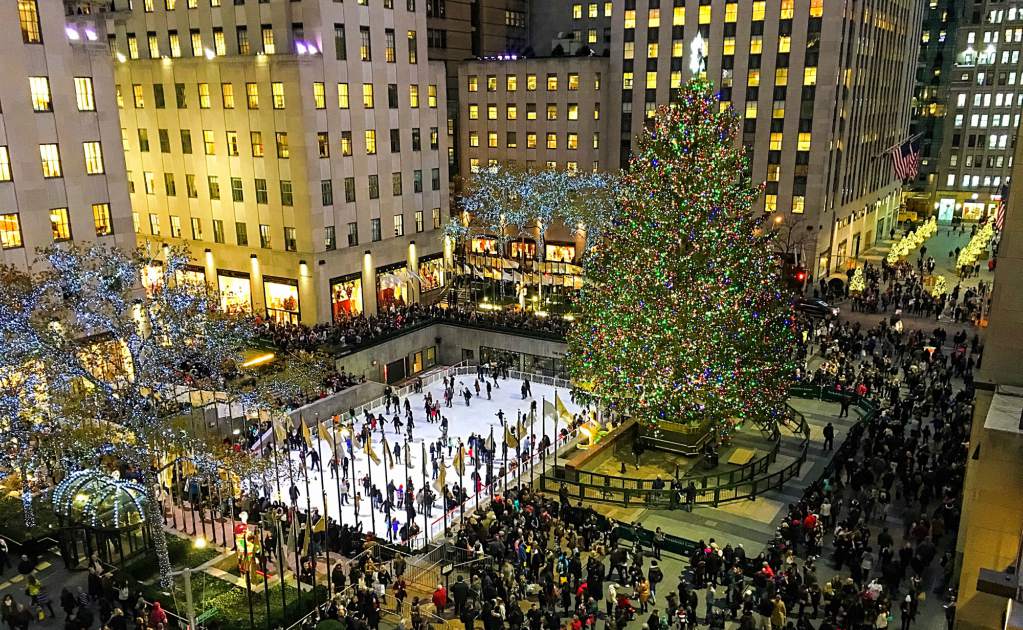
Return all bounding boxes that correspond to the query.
[566,80,795,433]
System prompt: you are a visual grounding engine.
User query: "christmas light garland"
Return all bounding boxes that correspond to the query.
[566,80,796,432]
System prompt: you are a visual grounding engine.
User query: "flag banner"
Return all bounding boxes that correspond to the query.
[543,398,557,423]
[504,425,519,450]
[365,433,381,465]
[301,418,313,449]
[555,392,573,423]
[452,447,465,476]
[384,439,395,469]
[318,422,334,457]
[273,415,288,444]
[995,183,1009,231]
[890,138,921,183]
[485,432,496,453]
[434,462,447,493]
[312,514,326,533]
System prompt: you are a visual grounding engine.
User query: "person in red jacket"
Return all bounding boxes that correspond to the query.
[431,584,448,614]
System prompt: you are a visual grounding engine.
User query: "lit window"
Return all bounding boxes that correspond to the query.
[39,144,62,178]
[49,208,72,241]
[506,75,517,92]
[18,0,42,43]
[797,133,811,151]
[567,133,578,150]
[0,214,23,249]
[745,102,758,118]
[469,131,479,147]
[488,131,498,148]
[775,68,788,85]
[604,1,611,17]
[748,70,761,87]
[410,84,420,108]
[337,83,349,108]
[764,195,777,213]
[276,132,289,158]
[469,104,479,119]
[752,1,766,20]
[624,42,635,60]
[670,71,682,88]
[648,8,660,27]
[699,5,711,24]
[262,25,275,54]
[365,130,377,154]
[792,196,805,215]
[750,37,763,55]
[468,76,478,92]
[673,6,684,25]
[547,104,558,120]
[247,82,260,108]
[780,0,794,19]
[778,36,791,54]
[428,84,437,107]
[313,82,326,109]
[29,77,52,112]
[803,67,817,86]
[546,133,557,149]
[0,147,10,181]
[724,3,737,22]
[507,104,517,120]
[363,83,374,108]
[527,133,537,149]
[83,142,105,174]
[769,133,783,151]
[588,3,597,18]
[572,4,581,19]
[272,82,285,108]
[203,130,216,155]
[810,0,823,18]
[527,74,537,90]
[648,43,659,58]
[568,104,579,120]
[198,83,211,108]
[624,9,635,28]
[547,74,558,91]
[646,72,657,89]
[75,78,96,111]
[568,73,579,90]
[251,131,264,157]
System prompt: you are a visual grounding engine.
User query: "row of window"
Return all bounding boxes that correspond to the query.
[140,0,418,12]
[128,171,442,205]
[0,204,114,250]
[468,102,600,122]
[129,209,439,252]
[621,66,817,92]
[0,143,106,181]
[124,22,418,65]
[129,126,440,157]
[621,1,823,29]
[119,80,438,111]
[467,72,598,93]
[27,76,98,113]
[955,91,1023,109]
[946,173,1009,189]
[469,158,597,175]
[571,2,612,19]
[468,131,599,151]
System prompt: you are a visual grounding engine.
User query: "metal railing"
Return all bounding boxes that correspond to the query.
[538,404,811,508]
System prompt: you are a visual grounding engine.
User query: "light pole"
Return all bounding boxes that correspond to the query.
[167,567,197,630]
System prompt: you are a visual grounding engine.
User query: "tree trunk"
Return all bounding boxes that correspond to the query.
[20,469,36,528]
[143,469,174,588]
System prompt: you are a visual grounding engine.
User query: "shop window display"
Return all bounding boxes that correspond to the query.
[376,263,410,309]
[418,254,446,292]
[264,276,300,324]
[217,270,252,315]
[331,274,363,321]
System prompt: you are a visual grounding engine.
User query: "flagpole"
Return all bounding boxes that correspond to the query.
[300,415,317,606]
[282,426,301,609]
[366,430,378,538]
[381,436,393,542]
[515,411,522,490]
[474,438,481,513]
[421,441,429,548]
[313,413,331,596]
[328,417,344,559]
[487,426,495,500]
[541,397,547,484]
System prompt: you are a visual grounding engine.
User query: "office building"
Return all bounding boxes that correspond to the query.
[99,0,451,324]
[0,0,134,268]
[907,0,959,207]
[460,0,922,278]
[935,1,1021,225]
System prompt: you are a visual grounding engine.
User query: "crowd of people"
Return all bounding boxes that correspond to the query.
[258,303,570,355]
[0,552,176,630]
[844,260,988,325]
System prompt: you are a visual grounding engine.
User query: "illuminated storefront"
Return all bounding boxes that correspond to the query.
[510,240,536,260]
[330,273,364,321]
[175,265,207,292]
[217,270,252,315]
[471,236,499,255]
[263,276,300,325]
[141,263,164,297]
[376,262,411,309]
[418,253,447,292]
[545,242,577,263]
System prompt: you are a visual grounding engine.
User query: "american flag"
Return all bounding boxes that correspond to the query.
[995,183,1008,231]
[890,139,921,183]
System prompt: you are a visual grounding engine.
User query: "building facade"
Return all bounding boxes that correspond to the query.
[458,56,610,176]
[935,1,1021,225]
[101,0,451,325]
[907,0,959,203]
[0,0,134,268]
[459,0,922,278]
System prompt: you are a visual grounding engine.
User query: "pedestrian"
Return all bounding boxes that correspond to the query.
[823,422,835,451]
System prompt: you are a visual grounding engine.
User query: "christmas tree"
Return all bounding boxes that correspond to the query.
[566,80,795,432]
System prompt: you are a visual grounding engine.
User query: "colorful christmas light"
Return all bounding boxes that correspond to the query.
[566,80,796,432]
